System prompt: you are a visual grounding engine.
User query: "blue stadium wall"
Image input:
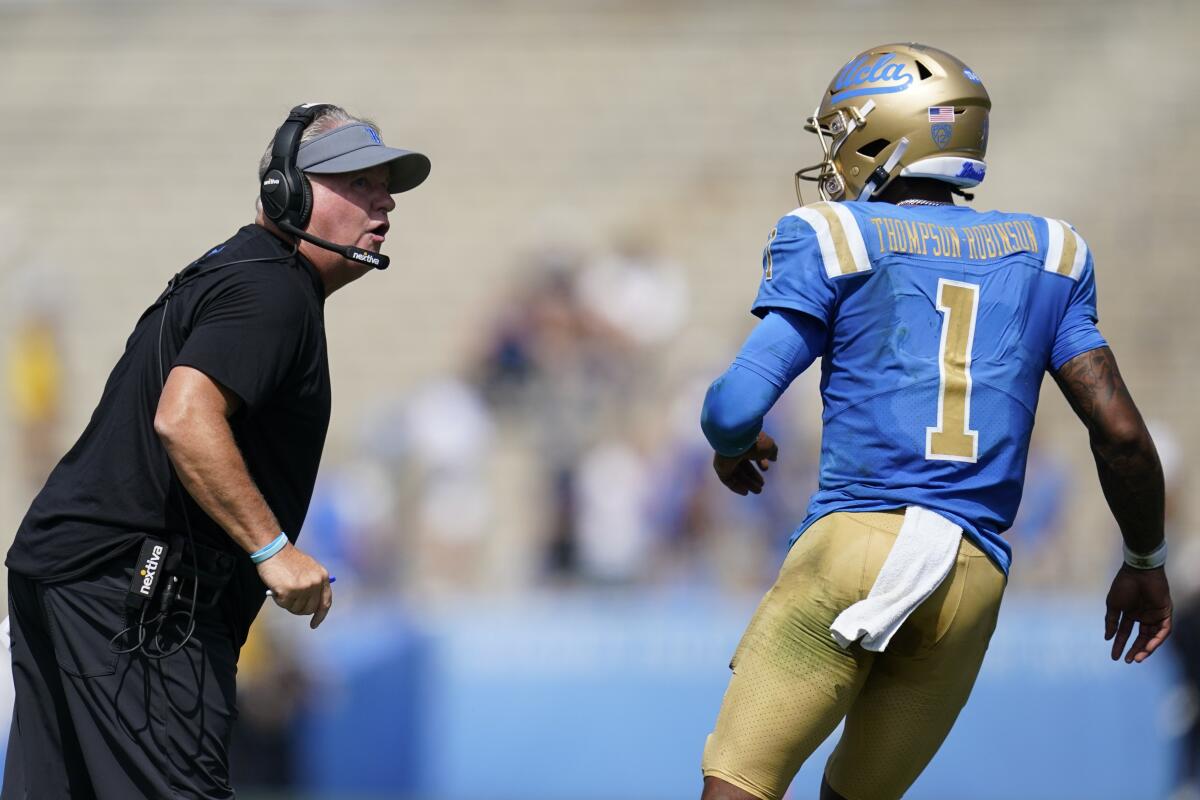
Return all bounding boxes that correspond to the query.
[298,594,1181,800]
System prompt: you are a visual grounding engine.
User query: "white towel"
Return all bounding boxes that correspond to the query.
[829,506,962,652]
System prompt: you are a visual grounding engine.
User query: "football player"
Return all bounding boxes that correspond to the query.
[698,43,1172,800]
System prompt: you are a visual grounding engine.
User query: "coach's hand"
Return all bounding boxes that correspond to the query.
[713,431,778,496]
[257,544,334,629]
[1104,564,1172,664]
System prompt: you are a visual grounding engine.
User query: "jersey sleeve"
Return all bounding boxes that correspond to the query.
[701,310,827,456]
[173,273,309,413]
[1048,231,1108,371]
[751,203,872,324]
[733,308,827,388]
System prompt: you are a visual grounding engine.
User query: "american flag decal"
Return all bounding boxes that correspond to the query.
[928,107,955,123]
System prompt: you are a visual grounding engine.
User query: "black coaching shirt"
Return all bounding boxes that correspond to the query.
[6,224,331,638]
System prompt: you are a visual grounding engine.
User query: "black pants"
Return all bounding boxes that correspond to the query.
[3,556,239,799]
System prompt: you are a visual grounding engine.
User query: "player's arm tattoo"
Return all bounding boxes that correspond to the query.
[1053,347,1165,554]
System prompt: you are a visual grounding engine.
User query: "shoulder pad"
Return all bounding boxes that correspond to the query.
[1042,218,1089,280]
[788,202,872,279]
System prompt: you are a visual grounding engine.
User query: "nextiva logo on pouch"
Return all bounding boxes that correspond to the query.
[126,537,169,609]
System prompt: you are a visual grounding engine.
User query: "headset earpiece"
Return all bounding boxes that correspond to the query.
[260,168,290,223]
[296,172,313,229]
[261,104,324,230]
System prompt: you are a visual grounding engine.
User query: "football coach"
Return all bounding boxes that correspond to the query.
[2,103,430,798]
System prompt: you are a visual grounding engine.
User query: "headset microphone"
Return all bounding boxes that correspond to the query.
[275,219,390,270]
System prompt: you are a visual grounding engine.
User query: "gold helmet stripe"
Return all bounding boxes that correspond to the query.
[1043,219,1088,280]
[791,203,872,279]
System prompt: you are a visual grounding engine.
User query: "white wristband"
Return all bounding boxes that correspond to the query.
[1124,540,1167,570]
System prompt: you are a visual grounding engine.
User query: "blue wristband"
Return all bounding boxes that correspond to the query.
[250,533,289,564]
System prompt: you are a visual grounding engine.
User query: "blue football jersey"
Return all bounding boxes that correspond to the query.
[754,201,1107,573]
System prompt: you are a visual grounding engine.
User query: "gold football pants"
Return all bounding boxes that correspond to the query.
[701,510,1006,800]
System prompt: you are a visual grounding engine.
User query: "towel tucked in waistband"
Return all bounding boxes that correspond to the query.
[829,506,962,652]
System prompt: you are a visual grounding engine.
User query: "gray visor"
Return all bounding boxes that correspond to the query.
[297,123,430,193]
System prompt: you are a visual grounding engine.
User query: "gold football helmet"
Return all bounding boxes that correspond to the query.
[796,43,990,203]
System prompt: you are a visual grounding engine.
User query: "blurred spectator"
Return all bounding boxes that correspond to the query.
[1175,581,1200,800]
[304,377,496,596]
[1008,448,1070,546]
[1154,423,1200,800]
[650,370,821,591]
[229,624,311,794]
[474,244,626,413]
[574,438,654,583]
[1004,446,1072,588]
[301,457,402,594]
[0,618,14,763]
[404,378,495,594]
[471,244,633,581]
[651,376,726,581]
[6,306,64,492]
[576,230,689,350]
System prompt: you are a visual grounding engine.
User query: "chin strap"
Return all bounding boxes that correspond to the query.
[857,137,910,201]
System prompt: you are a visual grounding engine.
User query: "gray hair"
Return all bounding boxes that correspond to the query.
[257,104,383,181]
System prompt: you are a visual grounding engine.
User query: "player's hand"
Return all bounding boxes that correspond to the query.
[1104,564,1172,663]
[713,431,779,496]
[256,543,334,629]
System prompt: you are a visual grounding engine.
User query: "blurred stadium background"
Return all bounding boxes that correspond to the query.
[1,0,1199,798]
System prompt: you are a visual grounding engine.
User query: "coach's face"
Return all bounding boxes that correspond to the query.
[307,164,396,266]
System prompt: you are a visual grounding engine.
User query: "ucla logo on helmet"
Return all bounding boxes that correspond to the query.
[830,53,913,103]
[957,162,986,182]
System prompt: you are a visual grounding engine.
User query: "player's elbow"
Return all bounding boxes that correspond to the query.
[1089,411,1152,461]
[700,379,762,455]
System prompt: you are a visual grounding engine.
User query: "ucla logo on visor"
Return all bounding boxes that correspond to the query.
[830,53,913,103]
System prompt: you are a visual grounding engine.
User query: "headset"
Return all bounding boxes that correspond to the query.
[259,102,391,270]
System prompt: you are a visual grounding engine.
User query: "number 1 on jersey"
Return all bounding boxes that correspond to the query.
[926,278,980,462]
